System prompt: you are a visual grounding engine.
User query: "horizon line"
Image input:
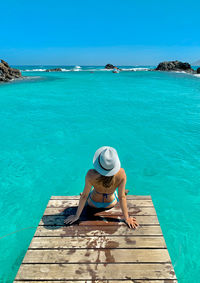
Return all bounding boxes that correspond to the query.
[11,63,200,67]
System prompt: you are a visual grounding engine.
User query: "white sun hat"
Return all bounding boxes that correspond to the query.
[93,146,121,176]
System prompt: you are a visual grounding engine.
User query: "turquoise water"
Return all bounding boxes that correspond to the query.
[0,67,200,282]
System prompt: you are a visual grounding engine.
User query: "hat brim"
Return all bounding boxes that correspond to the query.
[93,146,121,176]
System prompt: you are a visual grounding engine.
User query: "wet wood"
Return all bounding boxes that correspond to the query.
[39,215,159,225]
[29,236,166,249]
[14,195,176,281]
[23,249,170,263]
[15,263,176,280]
[44,206,156,216]
[35,225,163,236]
[14,280,178,283]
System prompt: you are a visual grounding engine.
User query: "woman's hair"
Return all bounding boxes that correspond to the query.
[95,172,114,188]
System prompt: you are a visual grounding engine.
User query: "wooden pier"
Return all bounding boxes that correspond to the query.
[14,195,177,282]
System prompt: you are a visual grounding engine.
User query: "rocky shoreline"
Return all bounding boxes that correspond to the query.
[0,60,199,83]
[0,60,22,82]
[105,61,200,74]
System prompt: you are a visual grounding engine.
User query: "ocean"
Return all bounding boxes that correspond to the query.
[0,66,200,282]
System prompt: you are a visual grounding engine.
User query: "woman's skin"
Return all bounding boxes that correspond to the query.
[64,168,139,229]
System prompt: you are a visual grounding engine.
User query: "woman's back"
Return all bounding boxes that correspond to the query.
[64,146,138,229]
[89,169,123,191]
[87,168,124,205]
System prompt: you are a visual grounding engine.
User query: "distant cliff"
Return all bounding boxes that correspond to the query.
[0,60,22,82]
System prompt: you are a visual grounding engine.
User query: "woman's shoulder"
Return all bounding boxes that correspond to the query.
[117,168,126,176]
[115,168,126,182]
[86,169,98,180]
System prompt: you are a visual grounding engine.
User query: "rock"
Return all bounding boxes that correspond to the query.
[197,67,200,74]
[155,60,194,72]
[45,68,62,72]
[105,64,122,71]
[1,59,10,68]
[0,59,22,82]
[9,68,21,78]
[105,64,115,69]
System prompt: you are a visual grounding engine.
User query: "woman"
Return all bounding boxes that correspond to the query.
[64,146,138,229]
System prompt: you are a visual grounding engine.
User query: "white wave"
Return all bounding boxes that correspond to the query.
[173,70,187,74]
[120,67,149,71]
[21,66,151,72]
[61,68,70,72]
[96,67,150,72]
[22,69,46,72]
[193,74,200,78]
[98,68,114,71]
[22,76,42,81]
[72,65,82,71]
[98,67,150,71]
[173,71,197,76]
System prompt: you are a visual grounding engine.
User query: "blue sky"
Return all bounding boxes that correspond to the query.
[1,0,200,65]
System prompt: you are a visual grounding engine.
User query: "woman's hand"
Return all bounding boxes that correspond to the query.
[125,217,139,229]
[64,215,79,225]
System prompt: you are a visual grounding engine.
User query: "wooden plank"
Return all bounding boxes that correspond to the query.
[39,215,159,226]
[14,195,176,281]
[34,225,163,237]
[47,199,153,207]
[51,195,152,200]
[44,207,157,217]
[14,281,178,283]
[29,236,166,249]
[15,263,176,280]
[43,206,157,217]
[22,249,170,263]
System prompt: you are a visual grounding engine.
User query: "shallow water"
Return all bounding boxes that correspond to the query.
[0,68,200,282]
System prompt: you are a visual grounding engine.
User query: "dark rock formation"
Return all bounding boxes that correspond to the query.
[45,68,62,72]
[155,60,194,72]
[1,59,9,68]
[197,67,200,74]
[0,60,22,82]
[105,64,115,69]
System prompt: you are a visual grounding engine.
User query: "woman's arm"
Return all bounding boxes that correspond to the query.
[118,169,138,229]
[64,171,92,225]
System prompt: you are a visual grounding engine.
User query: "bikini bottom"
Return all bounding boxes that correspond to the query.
[87,189,119,208]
